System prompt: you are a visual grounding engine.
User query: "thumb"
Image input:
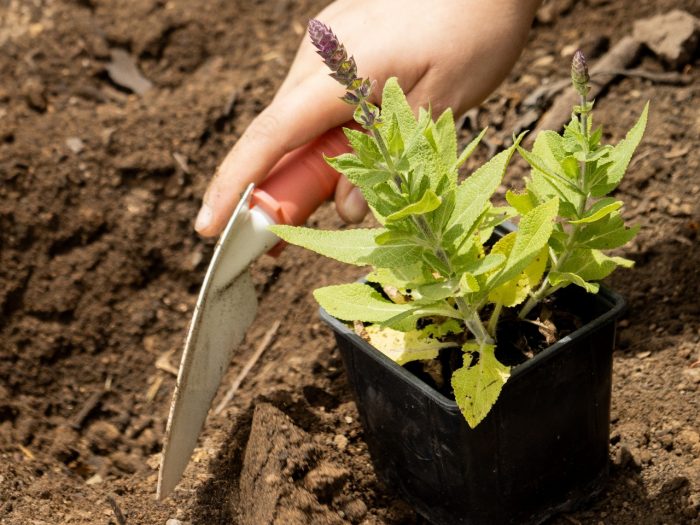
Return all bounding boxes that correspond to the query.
[195,72,353,237]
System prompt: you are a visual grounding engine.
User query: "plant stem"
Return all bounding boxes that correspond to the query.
[487,302,502,339]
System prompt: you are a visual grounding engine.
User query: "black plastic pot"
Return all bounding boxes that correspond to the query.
[319,252,625,524]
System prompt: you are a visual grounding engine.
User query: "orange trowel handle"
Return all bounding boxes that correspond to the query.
[251,125,353,227]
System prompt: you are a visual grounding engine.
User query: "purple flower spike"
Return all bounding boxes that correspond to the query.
[308,19,376,127]
[308,19,363,92]
[571,49,590,97]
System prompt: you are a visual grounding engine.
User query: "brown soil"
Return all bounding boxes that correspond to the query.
[0,1,698,524]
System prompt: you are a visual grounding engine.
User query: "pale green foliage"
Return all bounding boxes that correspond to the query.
[363,324,457,365]
[452,343,510,427]
[273,75,644,427]
[517,100,646,317]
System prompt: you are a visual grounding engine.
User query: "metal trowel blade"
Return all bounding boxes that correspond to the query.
[157,185,259,499]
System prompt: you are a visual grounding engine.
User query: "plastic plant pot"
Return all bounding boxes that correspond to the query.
[319,229,626,525]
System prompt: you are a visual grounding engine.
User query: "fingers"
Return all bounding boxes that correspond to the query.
[334,175,369,223]
[195,71,354,237]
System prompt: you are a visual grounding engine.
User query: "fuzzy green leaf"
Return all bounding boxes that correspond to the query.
[325,153,391,188]
[314,283,412,323]
[343,128,382,166]
[461,252,506,276]
[270,226,422,267]
[548,271,599,294]
[386,189,442,222]
[591,102,648,196]
[452,344,510,428]
[363,325,454,365]
[449,135,523,239]
[486,197,559,291]
[381,77,417,138]
[569,198,623,224]
[454,128,488,171]
[488,234,548,307]
[415,279,459,301]
[559,248,634,282]
[505,189,535,215]
[576,213,640,250]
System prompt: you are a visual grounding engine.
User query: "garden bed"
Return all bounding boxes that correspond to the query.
[0,0,698,523]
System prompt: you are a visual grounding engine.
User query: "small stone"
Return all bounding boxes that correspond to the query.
[333,434,349,451]
[86,421,121,454]
[166,520,184,525]
[682,367,700,384]
[676,428,700,451]
[22,77,47,112]
[533,55,555,68]
[613,445,641,468]
[343,499,368,522]
[65,137,85,154]
[633,10,700,69]
[638,449,653,464]
[86,474,103,485]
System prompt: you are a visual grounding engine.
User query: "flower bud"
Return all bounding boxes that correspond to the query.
[571,50,590,97]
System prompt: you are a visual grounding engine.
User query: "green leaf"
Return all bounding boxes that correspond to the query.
[314,283,412,323]
[402,129,446,190]
[486,197,559,290]
[591,102,648,196]
[386,114,404,157]
[505,189,535,215]
[428,108,458,166]
[548,271,599,294]
[452,344,510,428]
[366,263,428,290]
[449,134,524,239]
[270,226,422,267]
[461,252,506,276]
[363,324,454,365]
[559,248,634,282]
[343,128,381,166]
[569,198,623,224]
[577,213,640,250]
[459,272,480,293]
[488,234,548,307]
[454,128,488,171]
[386,189,442,222]
[325,153,391,188]
[415,279,459,301]
[381,77,417,138]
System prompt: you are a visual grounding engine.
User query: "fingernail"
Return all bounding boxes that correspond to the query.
[195,203,213,233]
[342,188,368,223]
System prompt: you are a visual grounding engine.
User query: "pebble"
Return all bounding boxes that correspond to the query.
[165,520,184,525]
[333,434,349,451]
[22,77,46,112]
[66,137,85,154]
[343,499,368,522]
[682,368,700,384]
[86,421,121,453]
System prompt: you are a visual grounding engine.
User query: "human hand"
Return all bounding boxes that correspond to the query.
[195,0,541,237]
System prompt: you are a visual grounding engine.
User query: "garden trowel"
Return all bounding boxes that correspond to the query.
[157,127,349,499]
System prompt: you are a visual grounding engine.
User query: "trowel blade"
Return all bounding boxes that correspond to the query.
[157,185,259,500]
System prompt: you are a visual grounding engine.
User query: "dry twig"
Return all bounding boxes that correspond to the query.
[107,494,127,525]
[214,320,281,414]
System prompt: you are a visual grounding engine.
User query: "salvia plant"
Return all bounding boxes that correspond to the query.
[271,21,647,427]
